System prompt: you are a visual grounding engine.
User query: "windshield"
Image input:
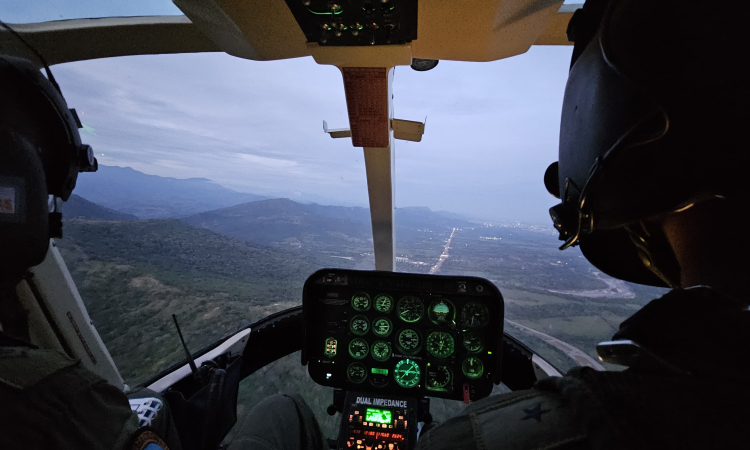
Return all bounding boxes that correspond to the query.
[0,0,181,23]
[47,48,666,438]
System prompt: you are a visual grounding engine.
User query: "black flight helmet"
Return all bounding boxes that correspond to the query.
[0,54,97,285]
[544,0,750,287]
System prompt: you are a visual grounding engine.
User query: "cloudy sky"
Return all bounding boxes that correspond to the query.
[3,1,574,226]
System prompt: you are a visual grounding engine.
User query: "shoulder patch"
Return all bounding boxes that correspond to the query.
[467,390,587,450]
[0,348,77,390]
[129,429,169,450]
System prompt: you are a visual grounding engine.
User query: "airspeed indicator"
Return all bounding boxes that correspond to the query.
[397,296,424,323]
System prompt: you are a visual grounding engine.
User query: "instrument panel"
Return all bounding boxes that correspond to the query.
[302,269,504,401]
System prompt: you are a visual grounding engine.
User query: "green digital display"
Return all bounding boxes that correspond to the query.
[365,408,392,425]
[371,368,389,375]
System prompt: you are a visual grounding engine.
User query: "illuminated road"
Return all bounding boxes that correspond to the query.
[429,228,457,274]
[506,320,605,370]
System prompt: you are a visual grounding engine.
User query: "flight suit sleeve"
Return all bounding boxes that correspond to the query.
[417,388,589,450]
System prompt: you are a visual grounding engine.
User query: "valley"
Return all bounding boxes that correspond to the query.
[55,167,667,439]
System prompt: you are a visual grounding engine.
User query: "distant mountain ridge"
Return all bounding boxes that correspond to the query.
[181,197,477,254]
[61,194,138,221]
[73,165,267,219]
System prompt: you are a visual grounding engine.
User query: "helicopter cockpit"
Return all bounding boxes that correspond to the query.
[0,0,614,449]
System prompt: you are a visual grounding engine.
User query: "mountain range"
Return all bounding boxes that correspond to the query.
[73,165,266,219]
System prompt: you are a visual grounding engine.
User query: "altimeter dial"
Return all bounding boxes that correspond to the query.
[394,359,421,388]
[426,331,455,359]
[396,328,421,355]
[461,302,489,328]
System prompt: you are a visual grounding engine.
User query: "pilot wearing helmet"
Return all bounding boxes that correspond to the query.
[0,51,323,450]
[0,53,187,450]
[417,0,750,449]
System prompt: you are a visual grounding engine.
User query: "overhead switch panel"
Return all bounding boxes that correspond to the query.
[283,0,418,46]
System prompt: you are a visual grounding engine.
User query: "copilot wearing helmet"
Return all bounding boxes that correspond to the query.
[417,1,750,449]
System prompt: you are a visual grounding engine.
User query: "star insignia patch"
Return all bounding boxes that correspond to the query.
[521,402,551,422]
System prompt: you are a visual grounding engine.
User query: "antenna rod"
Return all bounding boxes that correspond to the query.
[172,314,200,379]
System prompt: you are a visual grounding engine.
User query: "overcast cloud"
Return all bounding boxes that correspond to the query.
[51,45,571,225]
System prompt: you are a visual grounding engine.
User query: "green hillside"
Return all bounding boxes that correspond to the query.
[57,218,319,385]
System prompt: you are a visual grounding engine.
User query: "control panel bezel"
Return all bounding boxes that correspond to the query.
[302,269,505,401]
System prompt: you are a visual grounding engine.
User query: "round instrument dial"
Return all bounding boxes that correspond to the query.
[461,302,490,328]
[351,292,371,311]
[347,363,367,384]
[371,341,392,362]
[426,331,455,359]
[396,328,421,355]
[394,359,421,388]
[349,315,370,336]
[374,294,393,313]
[397,296,424,323]
[372,317,392,337]
[349,338,369,359]
[427,298,455,325]
[462,356,484,379]
[426,364,452,392]
[462,332,483,353]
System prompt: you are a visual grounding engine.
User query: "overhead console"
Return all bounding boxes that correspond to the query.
[302,269,504,402]
[283,0,418,46]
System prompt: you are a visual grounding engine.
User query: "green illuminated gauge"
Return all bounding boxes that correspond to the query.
[371,341,392,362]
[397,296,424,323]
[461,302,490,328]
[372,317,392,337]
[426,331,455,359]
[324,337,337,358]
[347,362,367,384]
[427,298,455,325]
[462,356,484,379]
[374,294,393,313]
[426,364,452,392]
[393,359,421,388]
[396,328,421,355]
[462,332,483,353]
[351,292,371,311]
[349,338,369,359]
[350,315,370,336]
